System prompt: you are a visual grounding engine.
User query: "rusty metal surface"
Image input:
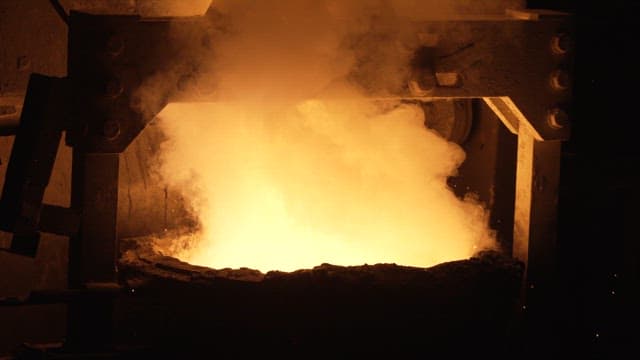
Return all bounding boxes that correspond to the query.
[1,126,193,242]
[69,152,119,285]
[0,0,67,95]
[0,0,211,133]
[39,205,80,236]
[516,134,561,282]
[66,12,214,153]
[117,122,196,239]
[0,75,68,256]
[116,241,524,358]
[410,16,574,140]
[0,96,23,133]
[0,0,64,131]
[66,151,120,351]
[391,0,525,20]
[63,0,212,17]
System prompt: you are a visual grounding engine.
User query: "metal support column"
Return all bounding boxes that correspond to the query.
[66,151,119,351]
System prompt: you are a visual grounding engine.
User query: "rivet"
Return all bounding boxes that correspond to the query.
[102,119,121,140]
[550,69,570,91]
[435,72,462,87]
[551,33,571,55]
[547,107,569,130]
[105,78,123,98]
[106,35,124,57]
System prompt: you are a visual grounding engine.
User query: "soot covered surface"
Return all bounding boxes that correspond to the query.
[116,238,524,359]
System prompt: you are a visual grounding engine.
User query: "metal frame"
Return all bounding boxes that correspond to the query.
[0,8,573,351]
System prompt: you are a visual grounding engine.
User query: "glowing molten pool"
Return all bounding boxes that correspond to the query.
[154,99,495,272]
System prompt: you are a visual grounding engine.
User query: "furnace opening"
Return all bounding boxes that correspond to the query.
[136,0,501,272]
[151,97,496,272]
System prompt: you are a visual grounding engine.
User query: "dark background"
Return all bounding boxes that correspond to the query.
[529,0,640,358]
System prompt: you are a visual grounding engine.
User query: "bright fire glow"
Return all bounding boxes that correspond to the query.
[155,99,495,272]
[146,0,497,272]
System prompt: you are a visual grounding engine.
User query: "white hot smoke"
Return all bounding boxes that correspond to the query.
[153,0,496,272]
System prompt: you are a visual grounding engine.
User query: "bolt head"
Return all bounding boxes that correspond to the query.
[105,78,123,98]
[547,108,569,130]
[551,33,571,55]
[102,119,121,140]
[106,35,124,57]
[435,72,462,87]
[550,70,570,91]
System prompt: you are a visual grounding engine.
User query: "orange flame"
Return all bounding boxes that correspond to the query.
[155,99,495,272]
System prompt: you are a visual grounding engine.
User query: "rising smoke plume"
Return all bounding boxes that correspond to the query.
[152,0,497,272]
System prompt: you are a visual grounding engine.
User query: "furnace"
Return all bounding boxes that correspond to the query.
[0,0,573,358]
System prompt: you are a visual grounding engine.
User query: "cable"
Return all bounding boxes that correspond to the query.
[48,0,69,26]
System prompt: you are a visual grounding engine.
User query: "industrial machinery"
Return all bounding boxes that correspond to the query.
[0,0,573,358]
